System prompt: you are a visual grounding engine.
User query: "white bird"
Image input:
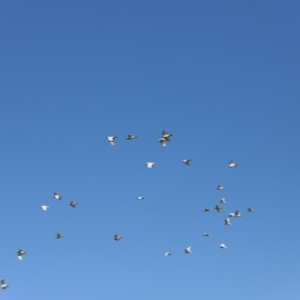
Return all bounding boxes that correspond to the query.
[184,246,192,254]
[216,184,225,190]
[17,249,26,260]
[214,205,222,212]
[107,136,117,146]
[40,205,49,211]
[219,198,226,203]
[1,279,8,290]
[182,159,191,166]
[202,233,210,237]
[165,252,172,256]
[224,218,231,225]
[161,130,172,142]
[114,234,122,241]
[234,210,241,217]
[137,196,145,200]
[53,192,62,200]
[55,233,64,239]
[247,207,254,212]
[158,137,167,147]
[228,160,237,168]
[69,201,77,208]
[219,244,227,249]
[228,213,235,217]
[203,208,211,212]
[126,134,137,140]
[145,162,155,168]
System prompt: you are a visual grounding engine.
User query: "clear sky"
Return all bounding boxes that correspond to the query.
[0,1,299,299]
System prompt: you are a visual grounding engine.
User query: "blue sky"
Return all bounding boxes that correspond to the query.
[0,0,299,299]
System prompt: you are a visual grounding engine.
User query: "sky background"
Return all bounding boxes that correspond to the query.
[0,1,300,299]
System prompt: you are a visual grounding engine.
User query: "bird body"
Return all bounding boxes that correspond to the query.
[107,136,117,146]
[53,192,62,200]
[224,218,231,225]
[214,205,222,212]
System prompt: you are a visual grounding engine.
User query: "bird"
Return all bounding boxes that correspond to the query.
[17,249,26,260]
[182,159,191,166]
[203,208,211,212]
[247,207,254,212]
[126,134,137,140]
[1,279,8,290]
[107,136,117,146]
[145,162,155,168]
[69,201,77,208]
[214,205,222,212]
[184,246,192,254]
[234,210,241,217]
[158,137,167,147]
[219,198,226,203]
[40,205,49,211]
[219,244,227,249]
[55,233,64,239]
[53,192,62,200]
[216,184,225,190]
[161,130,172,142]
[137,196,145,200]
[224,218,231,225]
[202,233,210,237]
[114,234,122,241]
[165,252,172,256]
[228,213,235,217]
[228,160,237,168]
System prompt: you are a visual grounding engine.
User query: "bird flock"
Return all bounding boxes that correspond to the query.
[1,130,254,290]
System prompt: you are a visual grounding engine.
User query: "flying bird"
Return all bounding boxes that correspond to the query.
[126,134,137,140]
[114,234,122,241]
[216,185,225,190]
[1,279,8,290]
[17,249,26,260]
[184,246,192,254]
[219,244,227,249]
[107,136,117,146]
[145,162,155,168]
[137,196,145,200]
[53,192,62,200]
[203,208,211,212]
[224,218,231,225]
[214,205,222,212]
[55,233,64,239]
[182,159,191,166]
[219,198,226,203]
[228,160,237,168]
[247,207,254,212]
[202,233,210,237]
[161,130,172,142]
[40,205,49,211]
[234,210,241,217]
[69,201,77,208]
[158,137,167,147]
[165,252,172,256]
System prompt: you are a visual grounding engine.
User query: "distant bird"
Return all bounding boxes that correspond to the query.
[145,162,155,168]
[202,233,210,237]
[224,218,231,225]
[182,159,191,166]
[216,185,225,190]
[114,234,122,241]
[107,136,117,146]
[53,192,62,200]
[203,208,211,212]
[126,134,137,140]
[228,160,237,168]
[165,252,172,256]
[161,130,172,142]
[184,246,192,254]
[137,196,145,200]
[214,205,222,212]
[247,207,254,212]
[55,233,64,239]
[219,198,226,203]
[40,205,49,211]
[234,210,241,217]
[69,201,77,208]
[17,249,26,260]
[228,213,235,217]
[1,279,8,290]
[219,244,227,249]
[158,137,167,147]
